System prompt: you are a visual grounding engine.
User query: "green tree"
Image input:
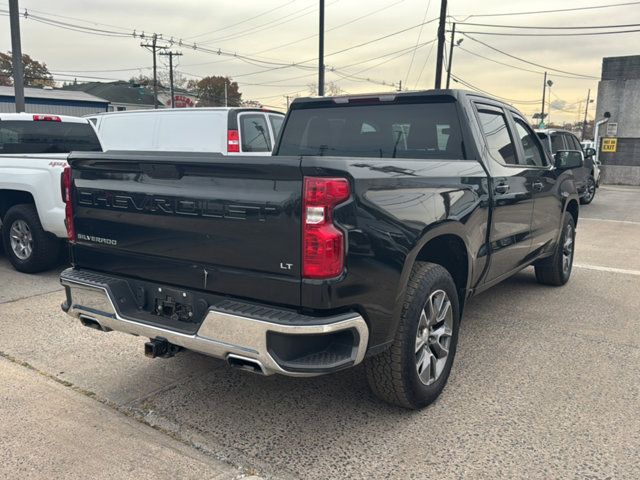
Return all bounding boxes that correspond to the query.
[194,76,242,107]
[0,52,55,87]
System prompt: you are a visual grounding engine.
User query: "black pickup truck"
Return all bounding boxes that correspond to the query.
[60,90,582,409]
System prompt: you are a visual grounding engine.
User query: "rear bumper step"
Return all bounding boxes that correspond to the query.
[60,268,369,376]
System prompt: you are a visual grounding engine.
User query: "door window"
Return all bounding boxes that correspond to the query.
[269,115,284,139]
[476,109,517,165]
[240,114,272,152]
[565,133,581,151]
[513,118,547,167]
[550,133,565,153]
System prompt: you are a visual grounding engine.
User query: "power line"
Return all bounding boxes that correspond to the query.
[456,21,640,30]
[322,16,440,59]
[450,74,540,104]
[413,36,438,89]
[457,28,640,37]
[184,1,296,40]
[456,46,597,80]
[404,0,432,87]
[251,0,405,56]
[197,2,331,46]
[449,1,640,21]
[461,34,599,79]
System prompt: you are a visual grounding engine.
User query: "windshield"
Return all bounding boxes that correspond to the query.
[0,121,102,154]
[277,101,465,159]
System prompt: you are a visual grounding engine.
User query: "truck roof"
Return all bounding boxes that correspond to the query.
[0,112,90,124]
[289,89,504,108]
[86,107,284,118]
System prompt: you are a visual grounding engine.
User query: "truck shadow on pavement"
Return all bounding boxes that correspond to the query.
[5,262,634,479]
[100,268,608,479]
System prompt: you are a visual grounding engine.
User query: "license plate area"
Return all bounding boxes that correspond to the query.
[152,286,194,322]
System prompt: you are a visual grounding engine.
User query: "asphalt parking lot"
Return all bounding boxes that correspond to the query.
[1,185,639,479]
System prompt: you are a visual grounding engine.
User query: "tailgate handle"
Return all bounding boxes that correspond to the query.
[140,163,182,179]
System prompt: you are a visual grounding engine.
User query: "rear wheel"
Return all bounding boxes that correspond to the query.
[535,215,575,286]
[1,204,61,273]
[365,262,460,409]
[580,176,596,205]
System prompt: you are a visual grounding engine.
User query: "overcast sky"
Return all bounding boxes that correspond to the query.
[2,0,640,122]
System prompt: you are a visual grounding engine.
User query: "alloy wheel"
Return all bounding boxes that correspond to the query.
[415,289,453,386]
[583,178,596,203]
[562,222,574,275]
[9,219,33,260]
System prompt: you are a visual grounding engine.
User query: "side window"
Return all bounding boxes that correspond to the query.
[476,108,517,165]
[550,133,565,153]
[566,134,581,151]
[240,114,272,152]
[513,118,547,167]
[269,115,284,140]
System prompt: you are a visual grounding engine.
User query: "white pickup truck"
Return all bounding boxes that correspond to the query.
[0,113,102,273]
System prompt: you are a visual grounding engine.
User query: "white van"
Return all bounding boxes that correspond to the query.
[87,107,285,155]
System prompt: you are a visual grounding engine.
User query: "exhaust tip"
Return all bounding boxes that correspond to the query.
[79,315,111,332]
[227,354,266,375]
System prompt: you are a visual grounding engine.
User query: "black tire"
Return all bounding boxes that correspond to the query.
[580,176,596,205]
[365,262,460,409]
[1,204,61,273]
[535,214,575,286]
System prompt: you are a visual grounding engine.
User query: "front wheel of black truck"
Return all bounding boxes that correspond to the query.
[365,262,460,409]
[534,214,576,286]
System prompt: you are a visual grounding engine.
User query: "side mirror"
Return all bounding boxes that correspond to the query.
[584,147,596,158]
[554,150,584,170]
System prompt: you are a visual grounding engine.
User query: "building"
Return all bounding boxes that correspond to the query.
[63,80,158,111]
[62,81,198,111]
[157,87,198,108]
[595,55,640,185]
[0,86,109,116]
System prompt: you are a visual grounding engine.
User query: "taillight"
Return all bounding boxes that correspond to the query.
[227,129,240,152]
[302,177,350,279]
[33,114,61,122]
[62,166,76,242]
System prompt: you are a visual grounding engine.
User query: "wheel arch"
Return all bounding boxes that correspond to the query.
[566,198,579,227]
[0,189,36,221]
[398,223,473,317]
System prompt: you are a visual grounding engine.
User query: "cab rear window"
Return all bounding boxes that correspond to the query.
[277,101,465,159]
[0,121,102,154]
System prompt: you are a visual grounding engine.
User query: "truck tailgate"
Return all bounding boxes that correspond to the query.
[68,151,302,306]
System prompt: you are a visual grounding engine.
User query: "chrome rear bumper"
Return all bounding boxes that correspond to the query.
[60,268,369,377]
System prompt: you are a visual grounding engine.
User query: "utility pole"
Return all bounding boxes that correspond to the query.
[318,0,325,96]
[434,0,448,89]
[581,88,592,140]
[445,22,456,89]
[224,80,228,107]
[547,80,553,125]
[540,71,547,127]
[9,0,25,112]
[397,80,402,92]
[159,51,182,108]
[140,34,166,109]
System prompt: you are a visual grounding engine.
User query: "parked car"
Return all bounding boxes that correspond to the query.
[61,90,580,409]
[87,107,285,155]
[580,140,601,186]
[536,128,598,204]
[0,113,102,272]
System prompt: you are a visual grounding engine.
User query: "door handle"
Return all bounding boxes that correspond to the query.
[494,183,510,195]
[532,180,544,191]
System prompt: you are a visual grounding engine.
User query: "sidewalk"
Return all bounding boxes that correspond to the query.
[0,356,244,480]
